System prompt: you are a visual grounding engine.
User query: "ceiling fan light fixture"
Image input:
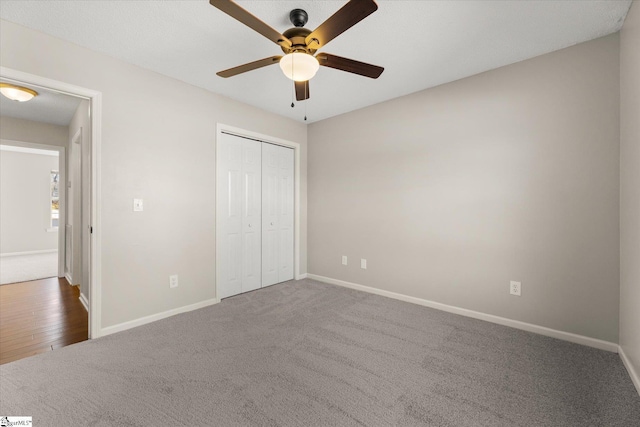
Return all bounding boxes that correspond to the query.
[279,52,319,82]
[0,83,38,102]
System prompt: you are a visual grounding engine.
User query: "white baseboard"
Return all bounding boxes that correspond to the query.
[1,249,57,257]
[619,346,640,396]
[79,292,89,313]
[307,274,619,353]
[65,273,74,286]
[296,273,308,280]
[99,298,220,338]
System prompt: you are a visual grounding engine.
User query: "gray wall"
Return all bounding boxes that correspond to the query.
[0,149,59,253]
[0,116,68,147]
[620,1,640,382]
[0,19,307,329]
[308,34,621,343]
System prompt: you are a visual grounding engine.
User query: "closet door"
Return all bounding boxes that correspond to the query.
[217,133,262,299]
[262,143,294,287]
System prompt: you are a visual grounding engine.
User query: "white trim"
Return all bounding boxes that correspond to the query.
[619,346,640,396]
[1,66,103,340]
[0,249,57,257]
[307,274,619,353]
[65,273,73,286]
[100,298,220,337]
[215,123,302,299]
[296,273,308,280]
[79,292,89,313]
[46,227,59,233]
[0,144,59,156]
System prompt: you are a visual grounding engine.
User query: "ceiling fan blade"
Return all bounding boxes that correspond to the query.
[210,0,292,49]
[295,80,310,101]
[305,0,378,50]
[217,56,283,78]
[316,53,384,79]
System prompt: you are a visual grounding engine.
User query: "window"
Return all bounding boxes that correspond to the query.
[50,170,59,228]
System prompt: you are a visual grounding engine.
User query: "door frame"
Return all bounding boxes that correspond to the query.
[0,66,103,339]
[215,123,302,299]
[0,140,66,277]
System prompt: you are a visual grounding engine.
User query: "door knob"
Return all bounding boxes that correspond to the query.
[248,224,252,228]
[270,222,274,226]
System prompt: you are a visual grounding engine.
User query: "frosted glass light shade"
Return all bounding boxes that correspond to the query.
[0,83,38,102]
[279,53,319,82]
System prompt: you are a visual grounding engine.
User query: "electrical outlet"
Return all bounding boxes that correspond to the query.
[342,255,348,265]
[510,281,521,296]
[361,259,367,269]
[133,198,144,212]
[170,275,179,289]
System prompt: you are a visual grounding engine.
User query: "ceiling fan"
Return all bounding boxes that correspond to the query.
[210,0,384,102]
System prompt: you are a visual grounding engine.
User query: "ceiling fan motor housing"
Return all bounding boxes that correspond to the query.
[281,27,316,55]
[289,9,308,27]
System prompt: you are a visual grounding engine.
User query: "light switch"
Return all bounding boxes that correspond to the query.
[133,198,144,212]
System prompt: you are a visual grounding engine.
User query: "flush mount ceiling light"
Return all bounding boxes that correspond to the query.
[0,83,38,102]
[279,52,320,82]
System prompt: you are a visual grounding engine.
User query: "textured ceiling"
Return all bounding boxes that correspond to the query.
[0,83,82,126]
[0,0,632,123]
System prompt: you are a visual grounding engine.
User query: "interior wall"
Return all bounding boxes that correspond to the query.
[0,116,68,147]
[67,99,91,298]
[620,0,640,384]
[308,34,620,343]
[0,149,59,254]
[0,19,307,329]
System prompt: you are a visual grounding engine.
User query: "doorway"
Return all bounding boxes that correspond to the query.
[0,143,65,284]
[0,66,102,343]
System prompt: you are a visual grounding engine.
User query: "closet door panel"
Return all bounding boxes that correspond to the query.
[241,140,262,293]
[278,146,295,281]
[216,135,243,299]
[261,143,279,287]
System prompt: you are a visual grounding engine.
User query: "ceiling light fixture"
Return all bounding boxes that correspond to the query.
[0,83,38,102]
[279,52,319,82]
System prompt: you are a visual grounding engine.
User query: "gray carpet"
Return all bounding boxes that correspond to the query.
[1,279,638,426]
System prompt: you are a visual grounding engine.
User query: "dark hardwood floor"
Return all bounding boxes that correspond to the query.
[0,277,88,365]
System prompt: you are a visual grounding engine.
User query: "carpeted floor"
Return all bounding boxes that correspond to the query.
[1,279,638,426]
[0,252,58,285]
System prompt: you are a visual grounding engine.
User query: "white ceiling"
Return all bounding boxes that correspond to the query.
[0,1,632,123]
[0,84,83,126]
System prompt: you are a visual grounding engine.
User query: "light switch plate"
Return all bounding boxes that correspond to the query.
[342,256,348,265]
[361,259,367,269]
[133,198,143,212]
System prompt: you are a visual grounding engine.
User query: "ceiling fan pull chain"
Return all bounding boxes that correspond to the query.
[304,82,308,121]
[291,54,295,108]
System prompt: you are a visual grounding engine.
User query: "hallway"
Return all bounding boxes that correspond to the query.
[0,277,88,365]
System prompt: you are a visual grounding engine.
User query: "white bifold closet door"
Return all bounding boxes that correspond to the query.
[217,133,294,299]
[261,143,294,287]
[217,132,262,299]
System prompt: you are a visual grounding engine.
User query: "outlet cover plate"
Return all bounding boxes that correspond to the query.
[510,281,521,296]
[170,275,179,288]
